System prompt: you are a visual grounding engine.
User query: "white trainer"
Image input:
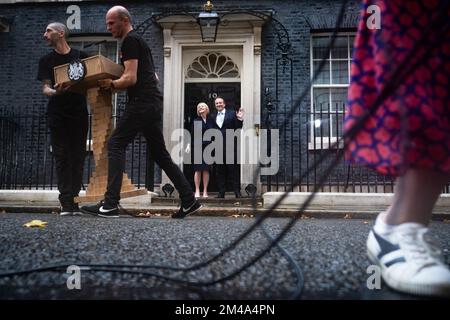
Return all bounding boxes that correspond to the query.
[367,220,450,297]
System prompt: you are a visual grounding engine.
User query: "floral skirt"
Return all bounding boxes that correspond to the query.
[344,0,450,177]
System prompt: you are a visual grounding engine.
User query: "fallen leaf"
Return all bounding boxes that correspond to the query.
[234,202,240,206]
[443,219,450,224]
[344,214,352,219]
[301,215,310,219]
[24,220,48,228]
[0,210,6,214]
[231,214,240,218]
[138,211,155,217]
[363,221,369,224]
[154,213,161,217]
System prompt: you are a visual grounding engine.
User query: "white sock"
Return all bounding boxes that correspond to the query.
[373,212,396,235]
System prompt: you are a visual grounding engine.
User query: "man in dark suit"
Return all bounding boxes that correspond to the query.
[211,97,244,198]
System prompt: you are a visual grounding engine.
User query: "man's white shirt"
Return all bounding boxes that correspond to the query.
[216,110,225,128]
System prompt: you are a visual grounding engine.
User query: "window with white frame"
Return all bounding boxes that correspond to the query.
[68,37,119,151]
[68,37,119,63]
[310,33,354,149]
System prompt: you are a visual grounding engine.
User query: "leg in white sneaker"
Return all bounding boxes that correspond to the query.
[384,169,449,225]
[367,221,450,297]
[368,169,450,297]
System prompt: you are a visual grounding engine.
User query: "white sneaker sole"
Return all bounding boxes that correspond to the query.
[60,212,83,216]
[98,213,120,218]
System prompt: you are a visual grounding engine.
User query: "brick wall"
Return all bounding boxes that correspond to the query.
[0,0,361,190]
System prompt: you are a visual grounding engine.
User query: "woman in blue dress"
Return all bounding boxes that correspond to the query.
[187,102,214,198]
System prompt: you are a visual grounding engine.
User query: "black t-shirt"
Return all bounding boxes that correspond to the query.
[37,49,89,117]
[120,30,159,99]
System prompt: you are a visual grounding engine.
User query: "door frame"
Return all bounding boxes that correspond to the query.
[183,82,242,192]
[157,17,265,193]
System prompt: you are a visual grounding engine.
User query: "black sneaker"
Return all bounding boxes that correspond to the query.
[81,200,120,218]
[171,200,202,219]
[59,205,73,216]
[72,203,83,216]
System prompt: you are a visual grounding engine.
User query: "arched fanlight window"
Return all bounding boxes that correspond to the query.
[186,52,240,79]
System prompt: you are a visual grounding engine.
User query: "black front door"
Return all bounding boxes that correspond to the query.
[184,82,241,192]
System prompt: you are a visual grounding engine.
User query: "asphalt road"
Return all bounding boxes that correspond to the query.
[0,212,449,300]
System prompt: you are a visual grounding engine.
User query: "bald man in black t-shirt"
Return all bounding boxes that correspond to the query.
[81,6,201,219]
[37,22,89,216]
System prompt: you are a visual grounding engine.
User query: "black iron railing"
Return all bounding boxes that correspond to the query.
[0,111,155,191]
[261,102,450,193]
[1,109,448,193]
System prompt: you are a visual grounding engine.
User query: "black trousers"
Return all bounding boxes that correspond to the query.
[48,114,88,205]
[104,95,195,207]
[215,140,240,194]
[216,163,240,194]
